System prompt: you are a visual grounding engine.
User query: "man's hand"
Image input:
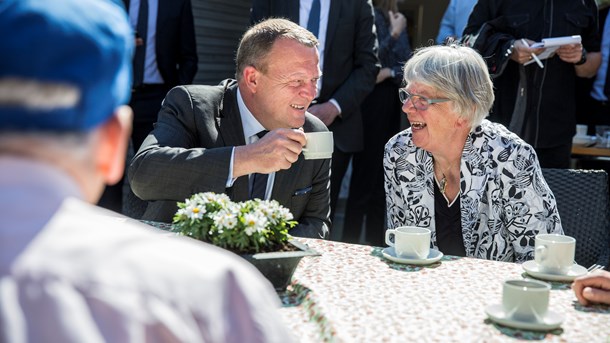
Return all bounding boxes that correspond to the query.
[572,270,610,306]
[511,39,545,65]
[388,10,406,39]
[556,43,584,64]
[308,101,340,126]
[233,128,306,178]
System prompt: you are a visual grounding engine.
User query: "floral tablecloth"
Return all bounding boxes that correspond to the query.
[281,239,610,343]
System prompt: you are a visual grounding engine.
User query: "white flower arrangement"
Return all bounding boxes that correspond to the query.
[173,192,297,254]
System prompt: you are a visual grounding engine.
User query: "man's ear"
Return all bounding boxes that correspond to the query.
[242,65,260,93]
[94,106,133,185]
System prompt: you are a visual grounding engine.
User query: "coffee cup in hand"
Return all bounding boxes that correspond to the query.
[385,226,431,259]
[534,234,575,275]
[302,131,333,160]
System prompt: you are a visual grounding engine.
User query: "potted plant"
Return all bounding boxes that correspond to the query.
[172,192,318,290]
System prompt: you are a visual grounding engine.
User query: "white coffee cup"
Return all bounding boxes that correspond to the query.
[575,124,587,137]
[385,226,431,259]
[302,131,334,160]
[502,279,550,323]
[534,234,575,275]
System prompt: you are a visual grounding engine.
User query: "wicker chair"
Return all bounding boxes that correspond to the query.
[541,168,610,270]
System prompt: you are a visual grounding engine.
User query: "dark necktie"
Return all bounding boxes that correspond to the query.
[250,130,269,200]
[307,0,321,38]
[133,0,148,88]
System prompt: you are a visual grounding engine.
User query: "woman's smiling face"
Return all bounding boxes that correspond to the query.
[402,82,462,153]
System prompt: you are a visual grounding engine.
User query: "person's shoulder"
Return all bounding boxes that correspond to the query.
[476,120,535,151]
[386,128,412,148]
[42,199,273,292]
[169,79,235,98]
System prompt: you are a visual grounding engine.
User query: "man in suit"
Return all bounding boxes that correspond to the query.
[99,0,198,213]
[129,18,331,238]
[250,0,380,223]
[124,0,198,151]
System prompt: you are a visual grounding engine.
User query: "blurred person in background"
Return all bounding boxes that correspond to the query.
[0,1,291,341]
[462,0,601,168]
[343,0,412,245]
[436,0,478,44]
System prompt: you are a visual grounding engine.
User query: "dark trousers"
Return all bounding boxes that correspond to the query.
[536,143,573,169]
[330,147,352,226]
[130,84,170,152]
[342,81,402,245]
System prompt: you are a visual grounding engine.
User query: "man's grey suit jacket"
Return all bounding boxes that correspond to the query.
[128,79,331,238]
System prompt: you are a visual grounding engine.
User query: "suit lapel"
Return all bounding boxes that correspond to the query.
[217,83,249,201]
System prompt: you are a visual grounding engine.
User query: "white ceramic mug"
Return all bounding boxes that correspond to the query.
[502,279,550,323]
[302,132,333,160]
[534,234,575,275]
[385,226,431,259]
[575,124,587,137]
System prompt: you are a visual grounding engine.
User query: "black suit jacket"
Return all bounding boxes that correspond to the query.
[250,0,379,152]
[123,0,198,87]
[128,80,331,238]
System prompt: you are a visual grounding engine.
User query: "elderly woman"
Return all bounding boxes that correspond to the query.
[383,45,563,263]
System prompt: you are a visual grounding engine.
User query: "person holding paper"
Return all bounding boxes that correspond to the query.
[462,0,602,168]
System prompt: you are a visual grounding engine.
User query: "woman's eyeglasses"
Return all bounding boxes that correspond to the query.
[398,88,451,111]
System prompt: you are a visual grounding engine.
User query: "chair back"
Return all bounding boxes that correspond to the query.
[541,168,610,269]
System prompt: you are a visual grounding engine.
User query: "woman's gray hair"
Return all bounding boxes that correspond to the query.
[235,18,318,81]
[403,44,494,127]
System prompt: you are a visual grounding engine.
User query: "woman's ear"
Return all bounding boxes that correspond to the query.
[94,105,133,185]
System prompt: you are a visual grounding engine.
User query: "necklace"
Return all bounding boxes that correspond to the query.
[435,160,459,196]
[439,173,448,195]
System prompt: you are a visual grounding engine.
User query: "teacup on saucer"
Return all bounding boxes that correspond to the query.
[485,304,564,331]
[522,260,587,282]
[381,247,443,265]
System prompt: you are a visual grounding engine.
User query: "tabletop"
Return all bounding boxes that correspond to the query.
[571,142,610,158]
[280,239,610,343]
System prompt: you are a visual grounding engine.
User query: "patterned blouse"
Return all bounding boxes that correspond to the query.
[384,120,563,263]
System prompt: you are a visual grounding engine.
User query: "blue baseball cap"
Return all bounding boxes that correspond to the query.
[0,0,134,132]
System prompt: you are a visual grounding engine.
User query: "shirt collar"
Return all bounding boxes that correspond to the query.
[236,88,266,141]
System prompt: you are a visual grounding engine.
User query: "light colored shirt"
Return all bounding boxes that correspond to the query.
[299,0,341,114]
[0,157,292,342]
[436,0,478,44]
[591,11,610,101]
[299,0,329,94]
[225,89,276,199]
[128,0,164,84]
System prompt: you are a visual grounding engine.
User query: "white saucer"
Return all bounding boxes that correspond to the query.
[485,304,564,331]
[522,260,587,282]
[382,247,443,265]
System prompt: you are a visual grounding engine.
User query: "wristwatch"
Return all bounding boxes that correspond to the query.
[574,48,587,66]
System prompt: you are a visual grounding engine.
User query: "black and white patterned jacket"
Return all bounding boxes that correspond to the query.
[384,120,563,262]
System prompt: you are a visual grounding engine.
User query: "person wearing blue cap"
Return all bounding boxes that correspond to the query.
[0,0,292,341]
